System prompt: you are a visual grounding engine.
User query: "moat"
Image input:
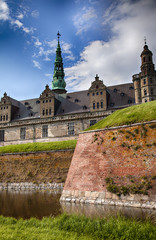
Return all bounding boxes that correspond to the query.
[0,190,155,220]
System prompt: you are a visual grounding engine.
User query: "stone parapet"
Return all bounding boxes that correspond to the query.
[60,190,156,209]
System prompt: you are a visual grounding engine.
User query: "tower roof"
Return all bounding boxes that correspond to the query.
[52,32,66,94]
[141,43,153,57]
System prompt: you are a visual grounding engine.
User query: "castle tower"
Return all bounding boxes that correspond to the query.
[133,39,156,103]
[52,32,66,94]
[140,39,156,102]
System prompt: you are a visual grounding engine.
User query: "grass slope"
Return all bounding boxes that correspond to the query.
[0,214,155,240]
[0,140,77,154]
[86,100,156,131]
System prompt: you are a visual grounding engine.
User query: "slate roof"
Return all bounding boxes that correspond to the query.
[12,98,40,121]
[11,82,135,121]
[107,83,135,109]
[55,90,90,115]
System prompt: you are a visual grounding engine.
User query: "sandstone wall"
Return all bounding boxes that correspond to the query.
[61,121,156,209]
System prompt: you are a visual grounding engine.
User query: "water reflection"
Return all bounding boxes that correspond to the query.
[0,190,63,219]
[0,190,155,222]
[61,202,156,222]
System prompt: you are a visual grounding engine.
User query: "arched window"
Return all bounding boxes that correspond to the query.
[97,102,99,109]
[145,99,147,102]
[42,109,45,116]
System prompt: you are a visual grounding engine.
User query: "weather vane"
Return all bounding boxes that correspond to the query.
[144,36,147,45]
[57,31,61,40]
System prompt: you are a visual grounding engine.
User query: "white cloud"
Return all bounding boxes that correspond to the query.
[0,0,9,21]
[31,10,39,18]
[73,6,97,35]
[14,19,23,28]
[45,73,52,79]
[33,60,41,69]
[62,42,75,61]
[65,0,156,91]
[17,13,24,19]
[33,37,42,47]
[11,19,35,34]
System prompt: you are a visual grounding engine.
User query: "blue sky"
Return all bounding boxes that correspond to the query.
[0,0,156,100]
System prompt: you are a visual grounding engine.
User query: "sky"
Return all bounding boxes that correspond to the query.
[0,0,156,100]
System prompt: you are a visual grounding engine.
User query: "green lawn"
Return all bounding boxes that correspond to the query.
[86,100,156,131]
[0,214,155,240]
[0,140,77,154]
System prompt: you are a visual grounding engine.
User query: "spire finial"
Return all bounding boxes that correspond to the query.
[144,36,147,45]
[57,31,61,41]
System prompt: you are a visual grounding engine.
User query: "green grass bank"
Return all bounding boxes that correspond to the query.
[0,214,155,240]
[0,140,77,154]
[86,100,156,131]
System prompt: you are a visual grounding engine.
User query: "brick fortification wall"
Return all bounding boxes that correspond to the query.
[61,121,156,209]
[0,150,73,189]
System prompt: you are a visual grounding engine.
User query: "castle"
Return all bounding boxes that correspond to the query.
[0,35,155,145]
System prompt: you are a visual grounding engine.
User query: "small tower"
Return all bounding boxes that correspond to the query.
[133,39,156,103]
[140,38,156,102]
[52,32,66,94]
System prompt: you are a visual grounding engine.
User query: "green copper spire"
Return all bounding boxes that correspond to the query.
[52,32,66,94]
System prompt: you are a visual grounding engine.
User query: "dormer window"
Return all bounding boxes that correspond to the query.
[110,102,114,107]
[120,92,125,96]
[96,92,99,95]
[113,88,117,93]
[25,102,29,105]
[129,86,134,90]
[83,105,87,110]
[75,99,79,103]
[36,100,40,104]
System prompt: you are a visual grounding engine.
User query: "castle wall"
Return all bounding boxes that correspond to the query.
[0,150,73,185]
[61,121,156,209]
[0,111,111,146]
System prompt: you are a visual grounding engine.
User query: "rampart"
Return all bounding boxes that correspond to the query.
[60,121,156,209]
[0,150,73,188]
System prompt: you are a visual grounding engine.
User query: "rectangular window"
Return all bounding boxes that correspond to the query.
[20,127,26,140]
[101,101,103,108]
[68,122,75,136]
[93,103,95,109]
[42,125,48,138]
[0,130,4,142]
[90,120,97,126]
[97,102,99,109]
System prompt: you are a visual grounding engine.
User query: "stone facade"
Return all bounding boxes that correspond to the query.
[0,40,155,145]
